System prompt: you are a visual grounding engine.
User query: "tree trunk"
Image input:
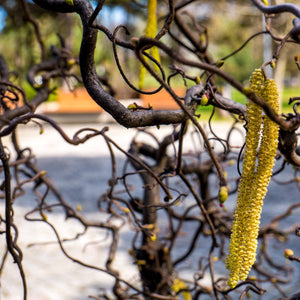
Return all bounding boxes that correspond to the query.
[129,143,174,298]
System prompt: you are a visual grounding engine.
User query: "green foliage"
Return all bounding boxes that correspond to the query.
[232,86,300,113]
[200,2,263,82]
[282,86,300,111]
[22,81,57,102]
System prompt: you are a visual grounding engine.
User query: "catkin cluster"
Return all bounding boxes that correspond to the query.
[226,69,280,288]
[139,0,160,89]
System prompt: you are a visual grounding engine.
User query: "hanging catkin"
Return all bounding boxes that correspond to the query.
[139,0,160,89]
[226,69,280,288]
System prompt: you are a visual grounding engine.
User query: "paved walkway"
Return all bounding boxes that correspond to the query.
[0,121,299,299]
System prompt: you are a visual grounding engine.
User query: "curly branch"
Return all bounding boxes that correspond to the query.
[251,0,300,41]
[0,138,27,300]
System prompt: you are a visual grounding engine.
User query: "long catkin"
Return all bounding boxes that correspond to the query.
[226,69,280,288]
[139,0,160,89]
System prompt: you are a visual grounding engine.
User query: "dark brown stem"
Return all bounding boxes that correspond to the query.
[0,138,27,300]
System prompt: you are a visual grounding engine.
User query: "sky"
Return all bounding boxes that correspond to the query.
[0,10,7,32]
[96,5,127,28]
[0,4,126,32]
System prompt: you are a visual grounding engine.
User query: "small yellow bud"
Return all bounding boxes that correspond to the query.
[243,86,253,96]
[294,54,300,62]
[131,37,139,46]
[76,204,82,211]
[174,199,181,206]
[163,247,168,254]
[205,229,212,235]
[65,0,74,5]
[67,58,76,66]
[150,233,156,242]
[213,256,219,262]
[195,76,201,84]
[137,260,146,265]
[284,249,294,258]
[148,103,152,109]
[40,127,44,135]
[127,103,137,111]
[172,278,187,293]
[270,61,276,69]
[143,224,154,230]
[278,236,286,242]
[248,276,257,281]
[261,0,269,5]
[128,249,135,256]
[200,94,209,106]
[216,60,225,68]
[41,213,48,221]
[228,159,235,166]
[200,34,206,43]
[218,186,228,204]
[33,83,42,89]
[40,170,47,176]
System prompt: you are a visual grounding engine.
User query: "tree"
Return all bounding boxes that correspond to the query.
[0,0,300,299]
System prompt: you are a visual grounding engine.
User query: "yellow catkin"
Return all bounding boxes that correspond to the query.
[139,0,160,89]
[226,69,280,288]
[226,69,264,287]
